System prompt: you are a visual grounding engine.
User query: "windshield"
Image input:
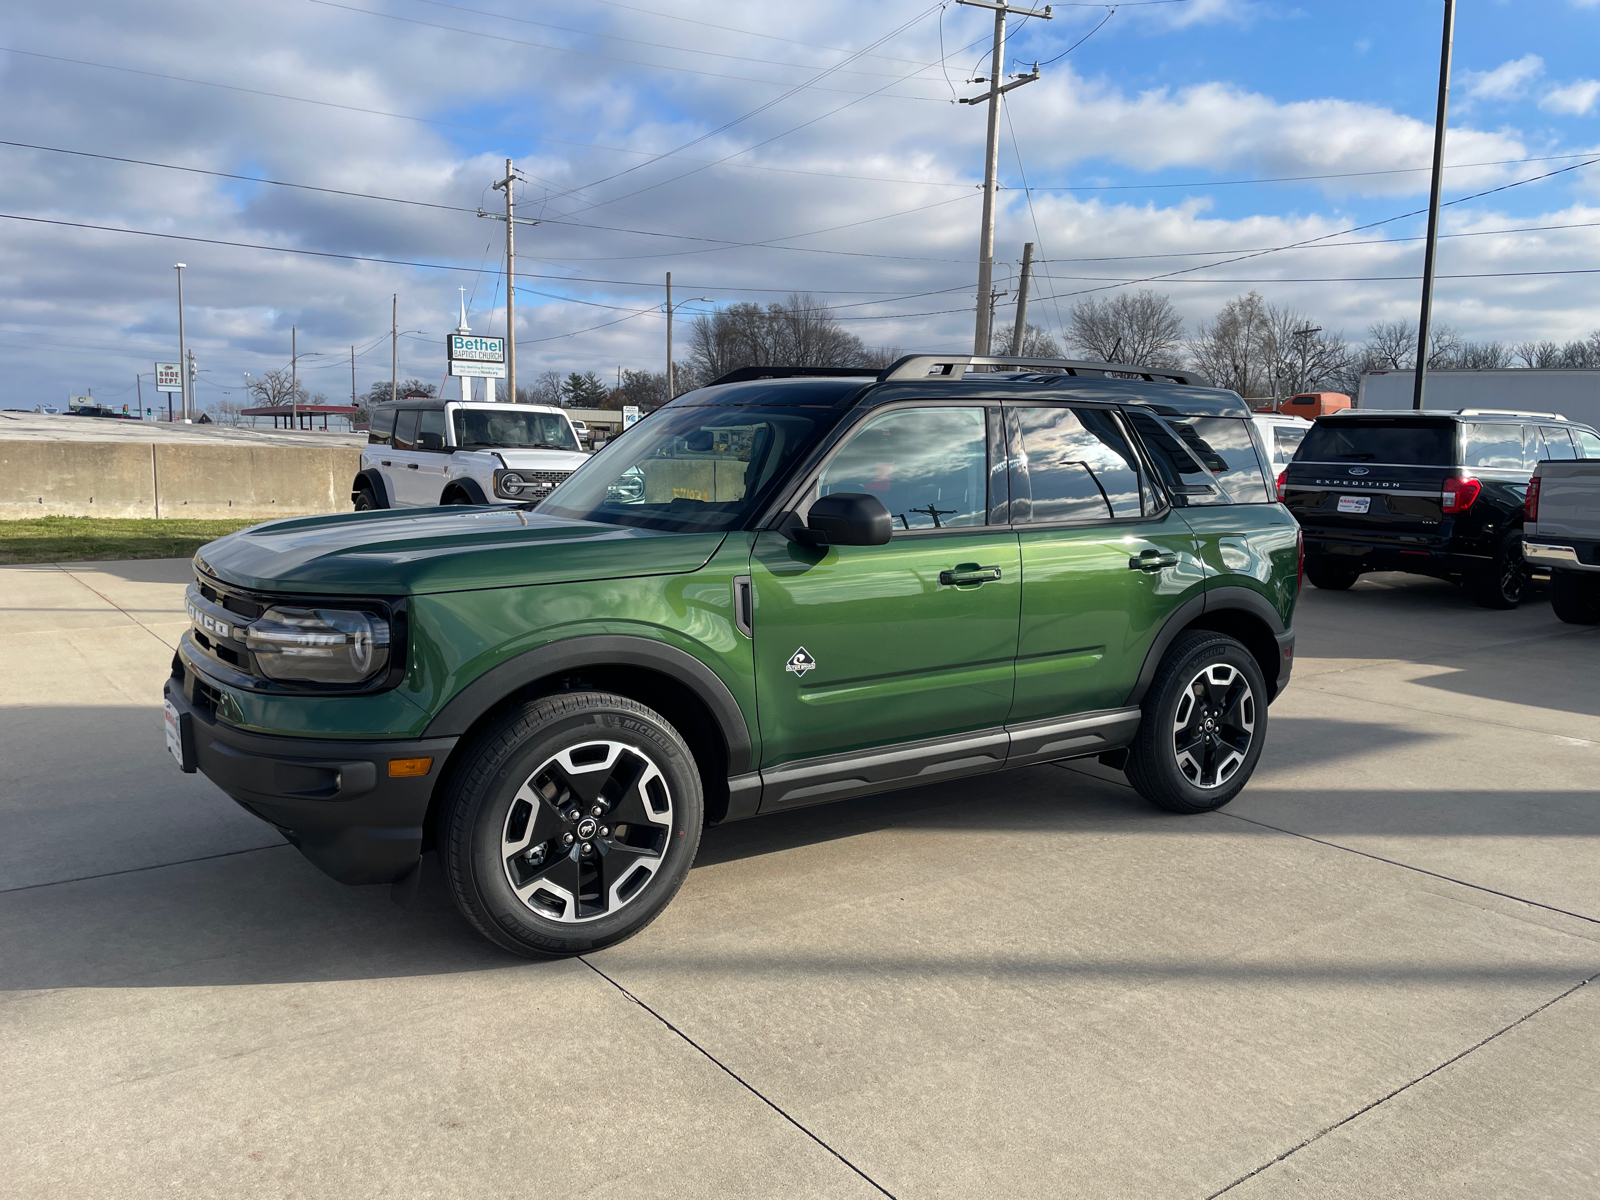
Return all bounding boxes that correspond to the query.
[540,405,829,533]
[453,408,578,451]
[1295,418,1455,466]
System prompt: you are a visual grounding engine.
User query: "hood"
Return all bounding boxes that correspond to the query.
[195,508,727,596]
[493,448,590,471]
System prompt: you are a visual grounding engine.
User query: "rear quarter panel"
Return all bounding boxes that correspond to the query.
[1181,503,1301,629]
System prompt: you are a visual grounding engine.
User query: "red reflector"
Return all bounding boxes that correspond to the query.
[1441,476,1481,514]
[1400,550,1430,556]
[1525,476,1541,522]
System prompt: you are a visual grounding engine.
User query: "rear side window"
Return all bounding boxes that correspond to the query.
[1124,410,1232,506]
[1273,426,1306,462]
[1538,426,1577,461]
[1463,423,1526,470]
[1009,407,1144,523]
[393,409,420,450]
[1297,418,1455,466]
[368,407,396,445]
[1168,417,1271,504]
[1577,428,1600,458]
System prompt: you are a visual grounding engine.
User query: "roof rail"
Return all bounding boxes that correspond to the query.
[706,366,881,387]
[1456,407,1568,420]
[878,354,1208,387]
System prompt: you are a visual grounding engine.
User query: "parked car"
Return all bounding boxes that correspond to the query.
[1524,459,1600,624]
[1252,412,1313,478]
[1280,408,1600,607]
[165,353,1301,958]
[570,419,591,447]
[353,399,588,509]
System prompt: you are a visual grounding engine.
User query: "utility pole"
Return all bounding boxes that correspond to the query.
[391,294,398,405]
[1010,242,1035,355]
[1413,0,1455,410]
[483,159,535,403]
[350,345,356,409]
[291,326,298,430]
[173,264,189,421]
[664,272,712,400]
[188,349,197,419]
[958,0,1050,357]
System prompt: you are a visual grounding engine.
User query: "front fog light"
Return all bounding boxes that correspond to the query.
[245,606,390,683]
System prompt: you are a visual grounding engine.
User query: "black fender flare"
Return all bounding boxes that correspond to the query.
[353,468,393,508]
[1128,585,1289,706]
[421,634,752,775]
[441,476,491,505]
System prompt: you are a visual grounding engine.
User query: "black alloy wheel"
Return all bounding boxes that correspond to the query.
[441,691,702,958]
[1304,555,1360,591]
[1125,630,1267,814]
[353,486,379,511]
[1470,533,1529,610]
[1550,570,1600,625]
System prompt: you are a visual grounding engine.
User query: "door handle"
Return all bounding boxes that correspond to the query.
[1129,550,1179,571]
[939,565,1002,586]
[406,463,419,470]
[381,460,392,467]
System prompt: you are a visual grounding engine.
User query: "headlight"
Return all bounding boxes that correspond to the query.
[245,606,390,684]
[495,469,526,497]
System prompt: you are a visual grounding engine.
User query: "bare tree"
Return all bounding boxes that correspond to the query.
[991,323,1061,357]
[1260,304,1350,397]
[1513,340,1563,368]
[360,379,436,406]
[245,366,309,408]
[1361,318,1462,370]
[688,293,879,381]
[1453,341,1513,369]
[1067,290,1185,367]
[1558,331,1600,368]
[1185,292,1276,397]
[514,371,564,407]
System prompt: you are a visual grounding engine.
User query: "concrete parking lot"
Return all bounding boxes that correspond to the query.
[2,559,1597,1199]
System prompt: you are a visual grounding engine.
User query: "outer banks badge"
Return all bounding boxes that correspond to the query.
[785,647,817,678]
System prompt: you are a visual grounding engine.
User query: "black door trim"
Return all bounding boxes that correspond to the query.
[1005,707,1141,768]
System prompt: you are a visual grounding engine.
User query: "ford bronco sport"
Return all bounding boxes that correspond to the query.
[164,355,1301,958]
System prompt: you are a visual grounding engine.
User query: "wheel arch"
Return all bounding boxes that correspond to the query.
[441,477,491,505]
[1130,587,1288,707]
[419,637,754,847]
[353,468,392,508]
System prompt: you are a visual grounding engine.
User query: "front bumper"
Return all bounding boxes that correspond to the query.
[165,670,458,885]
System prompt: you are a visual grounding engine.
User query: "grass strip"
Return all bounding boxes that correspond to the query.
[0,516,263,564]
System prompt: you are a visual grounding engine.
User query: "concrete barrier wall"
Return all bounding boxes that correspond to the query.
[0,441,362,520]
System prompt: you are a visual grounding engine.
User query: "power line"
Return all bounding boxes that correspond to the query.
[307,0,953,97]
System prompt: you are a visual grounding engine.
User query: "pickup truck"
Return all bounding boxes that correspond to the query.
[1523,460,1600,624]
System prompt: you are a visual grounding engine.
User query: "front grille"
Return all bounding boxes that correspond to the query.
[520,470,571,493]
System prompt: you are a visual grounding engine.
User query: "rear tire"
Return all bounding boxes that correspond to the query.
[1305,555,1359,591]
[1550,570,1600,625]
[1125,631,1267,814]
[440,691,703,958]
[1469,533,1529,610]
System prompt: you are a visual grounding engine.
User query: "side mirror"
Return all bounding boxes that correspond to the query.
[798,492,892,547]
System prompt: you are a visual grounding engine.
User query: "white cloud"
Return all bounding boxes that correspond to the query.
[1465,54,1544,101]
[1541,79,1600,116]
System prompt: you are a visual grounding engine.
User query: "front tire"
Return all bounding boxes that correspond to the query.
[1469,533,1529,609]
[353,485,379,511]
[1550,570,1600,624]
[1305,555,1359,590]
[1125,631,1267,814]
[440,692,703,958]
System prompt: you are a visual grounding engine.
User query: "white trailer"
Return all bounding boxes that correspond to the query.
[1357,369,1600,430]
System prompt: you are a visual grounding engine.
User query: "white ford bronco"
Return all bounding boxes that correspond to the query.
[353,399,589,509]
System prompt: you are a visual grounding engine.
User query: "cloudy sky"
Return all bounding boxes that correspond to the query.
[3,0,1599,411]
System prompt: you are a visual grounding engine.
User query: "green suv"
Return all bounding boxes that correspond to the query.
[163,355,1301,957]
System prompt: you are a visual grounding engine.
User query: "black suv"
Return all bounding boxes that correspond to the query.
[1282,409,1600,607]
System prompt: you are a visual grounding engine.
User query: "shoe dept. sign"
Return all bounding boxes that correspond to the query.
[447,334,507,379]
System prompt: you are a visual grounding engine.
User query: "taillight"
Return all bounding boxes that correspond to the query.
[1441,476,1481,514]
[1276,469,1288,502]
[1296,527,1305,594]
[1525,476,1541,522]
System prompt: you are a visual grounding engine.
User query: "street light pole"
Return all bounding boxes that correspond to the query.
[1413,0,1456,410]
[174,264,189,421]
[291,325,298,430]
[664,272,712,400]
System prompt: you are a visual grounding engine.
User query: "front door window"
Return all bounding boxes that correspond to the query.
[815,406,988,531]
